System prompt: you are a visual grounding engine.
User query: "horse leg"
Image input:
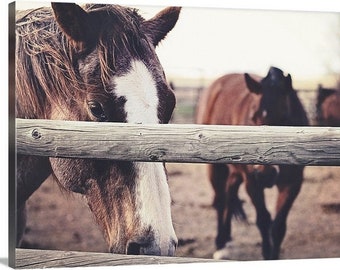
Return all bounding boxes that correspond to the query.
[245,176,272,260]
[16,155,52,246]
[208,164,230,249]
[271,165,304,259]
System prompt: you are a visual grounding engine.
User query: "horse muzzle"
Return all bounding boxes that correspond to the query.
[126,237,177,256]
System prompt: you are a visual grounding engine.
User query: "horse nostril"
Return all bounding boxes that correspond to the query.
[126,242,141,255]
[126,238,177,256]
[172,238,178,250]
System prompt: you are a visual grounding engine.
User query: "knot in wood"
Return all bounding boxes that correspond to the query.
[31,129,42,139]
[149,150,166,161]
[149,154,159,161]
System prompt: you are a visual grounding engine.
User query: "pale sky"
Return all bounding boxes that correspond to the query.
[153,6,340,81]
[14,0,340,84]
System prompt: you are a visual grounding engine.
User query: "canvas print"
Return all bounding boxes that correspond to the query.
[9,0,340,268]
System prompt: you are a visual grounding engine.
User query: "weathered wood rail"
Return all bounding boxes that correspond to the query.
[15,248,218,268]
[16,118,340,166]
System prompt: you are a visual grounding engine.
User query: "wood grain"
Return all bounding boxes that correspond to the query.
[15,248,218,268]
[16,118,340,165]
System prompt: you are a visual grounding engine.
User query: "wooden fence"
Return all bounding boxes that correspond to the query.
[17,118,340,166]
[14,118,340,268]
[15,248,217,268]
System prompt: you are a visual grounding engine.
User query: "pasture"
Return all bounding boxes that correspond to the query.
[19,84,340,261]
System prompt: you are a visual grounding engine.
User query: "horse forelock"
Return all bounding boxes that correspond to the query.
[83,4,150,83]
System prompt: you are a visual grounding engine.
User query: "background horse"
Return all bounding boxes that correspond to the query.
[16,3,180,256]
[196,67,309,260]
[316,84,340,126]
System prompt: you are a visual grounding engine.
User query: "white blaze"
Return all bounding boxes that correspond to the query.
[135,162,177,255]
[113,60,177,254]
[114,60,160,124]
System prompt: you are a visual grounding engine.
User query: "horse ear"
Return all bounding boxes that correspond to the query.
[51,3,96,48]
[245,73,262,94]
[285,74,293,89]
[142,7,181,47]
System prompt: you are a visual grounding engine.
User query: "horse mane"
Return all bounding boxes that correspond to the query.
[16,4,146,119]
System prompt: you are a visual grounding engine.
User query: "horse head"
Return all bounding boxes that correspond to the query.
[245,67,294,125]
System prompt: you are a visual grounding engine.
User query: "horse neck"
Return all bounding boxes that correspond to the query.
[286,91,309,126]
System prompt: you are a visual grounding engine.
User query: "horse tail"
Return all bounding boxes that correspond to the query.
[231,194,248,223]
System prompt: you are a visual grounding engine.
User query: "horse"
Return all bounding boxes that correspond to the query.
[196,67,309,260]
[15,3,181,256]
[316,84,340,126]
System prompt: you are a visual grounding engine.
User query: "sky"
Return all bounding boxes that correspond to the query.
[153,6,340,82]
[14,0,340,85]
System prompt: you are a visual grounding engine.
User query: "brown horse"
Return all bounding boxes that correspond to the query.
[16,3,181,256]
[316,84,340,126]
[196,67,309,260]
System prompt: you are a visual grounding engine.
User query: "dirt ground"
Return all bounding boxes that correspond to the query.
[20,163,340,261]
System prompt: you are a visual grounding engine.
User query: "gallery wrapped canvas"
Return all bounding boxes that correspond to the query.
[9,0,340,268]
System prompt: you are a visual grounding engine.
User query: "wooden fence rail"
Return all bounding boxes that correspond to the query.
[16,118,340,166]
[15,248,218,268]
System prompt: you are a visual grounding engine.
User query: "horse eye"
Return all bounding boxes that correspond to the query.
[88,101,105,119]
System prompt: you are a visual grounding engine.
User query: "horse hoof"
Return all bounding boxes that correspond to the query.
[212,242,234,260]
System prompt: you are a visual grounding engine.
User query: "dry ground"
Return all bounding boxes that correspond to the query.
[20,164,340,261]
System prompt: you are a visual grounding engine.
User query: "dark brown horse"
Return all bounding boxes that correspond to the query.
[16,3,181,256]
[316,84,340,126]
[196,67,309,260]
